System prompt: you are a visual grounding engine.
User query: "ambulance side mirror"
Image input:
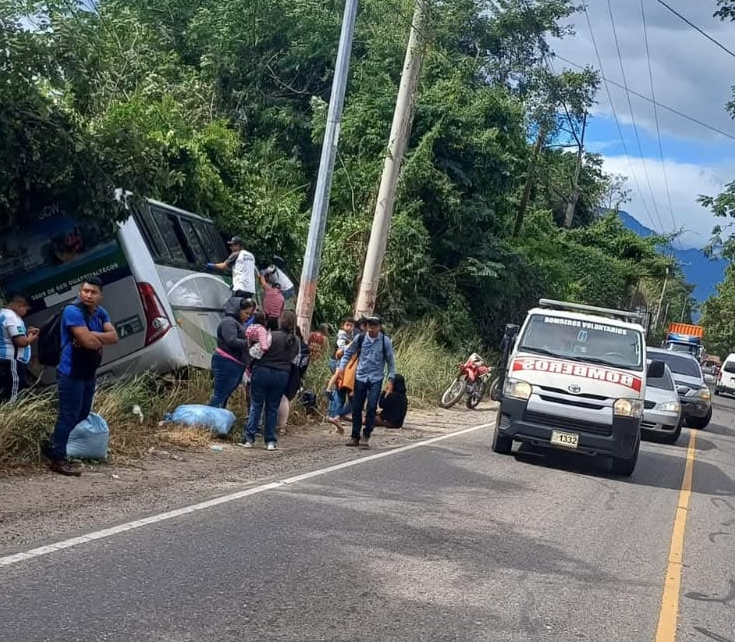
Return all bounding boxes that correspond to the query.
[648,360,665,379]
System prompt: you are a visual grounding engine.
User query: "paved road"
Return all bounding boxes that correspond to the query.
[2,400,735,642]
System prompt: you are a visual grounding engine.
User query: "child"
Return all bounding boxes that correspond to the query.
[329,316,354,372]
[245,310,272,371]
[325,369,352,433]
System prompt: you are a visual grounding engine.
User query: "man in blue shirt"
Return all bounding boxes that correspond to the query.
[48,277,118,476]
[338,315,396,449]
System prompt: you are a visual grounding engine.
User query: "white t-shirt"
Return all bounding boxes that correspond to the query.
[263,265,294,292]
[226,249,256,294]
[0,308,30,364]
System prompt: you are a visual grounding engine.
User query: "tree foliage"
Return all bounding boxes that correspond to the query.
[0,0,692,349]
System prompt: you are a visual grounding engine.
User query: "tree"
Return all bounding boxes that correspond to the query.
[701,264,735,356]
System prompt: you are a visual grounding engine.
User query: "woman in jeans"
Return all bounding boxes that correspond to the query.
[242,310,299,450]
[209,297,255,408]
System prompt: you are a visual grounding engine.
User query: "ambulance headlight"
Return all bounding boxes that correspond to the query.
[613,398,643,418]
[504,379,532,401]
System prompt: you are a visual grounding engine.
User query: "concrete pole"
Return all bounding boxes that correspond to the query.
[354,1,425,317]
[295,0,359,337]
[653,267,669,332]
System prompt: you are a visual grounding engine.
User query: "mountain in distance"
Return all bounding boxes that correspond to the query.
[618,211,728,305]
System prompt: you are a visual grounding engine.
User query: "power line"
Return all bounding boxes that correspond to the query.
[641,0,678,236]
[605,0,667,235]
[580,2,658,231]
[553,54,735,142]
[654,0,735,59]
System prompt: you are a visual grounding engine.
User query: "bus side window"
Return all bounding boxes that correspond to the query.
[150,207,187,264]
[180,219,209,264]
[134,206,169,260]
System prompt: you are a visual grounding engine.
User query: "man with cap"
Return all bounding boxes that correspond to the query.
[208,236,256,298]
[337,314,396,449]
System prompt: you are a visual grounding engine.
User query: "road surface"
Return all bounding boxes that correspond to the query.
[2,398,735,641]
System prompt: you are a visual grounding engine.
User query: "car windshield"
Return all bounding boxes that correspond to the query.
[649,351,701,378]
[647,365,674,391]
[518,314,644,371]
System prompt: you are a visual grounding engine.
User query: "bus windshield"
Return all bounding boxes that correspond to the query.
[518,314,644,371]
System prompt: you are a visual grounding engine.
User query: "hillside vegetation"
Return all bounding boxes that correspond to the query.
[0,0,693,347]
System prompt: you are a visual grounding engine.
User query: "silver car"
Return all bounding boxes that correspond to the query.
[641,363,682,443]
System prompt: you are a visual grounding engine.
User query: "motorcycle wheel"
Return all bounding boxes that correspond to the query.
[440,377,466,408]
[466,379,486,409]
[489,377,501,402]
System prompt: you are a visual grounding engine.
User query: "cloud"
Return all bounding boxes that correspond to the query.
[601,154,735,248]
[551,0,735,142]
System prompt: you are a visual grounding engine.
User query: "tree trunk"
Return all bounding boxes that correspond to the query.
[513,129,545,238]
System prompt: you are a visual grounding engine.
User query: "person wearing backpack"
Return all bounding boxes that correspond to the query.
[46,277,118,476]
[337,315,395,450]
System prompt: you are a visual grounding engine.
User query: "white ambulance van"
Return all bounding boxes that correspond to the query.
[492,300,664,476]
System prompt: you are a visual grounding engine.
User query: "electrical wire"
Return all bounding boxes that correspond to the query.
[605,0,667,235]
[580,2,658,231]
[654,0,735,59]
[553,54,735,141]
[641,0,678,236]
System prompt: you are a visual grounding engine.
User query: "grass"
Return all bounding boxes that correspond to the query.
[0,322,464,471]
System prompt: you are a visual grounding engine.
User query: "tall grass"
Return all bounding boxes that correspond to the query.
[0,321,465,470]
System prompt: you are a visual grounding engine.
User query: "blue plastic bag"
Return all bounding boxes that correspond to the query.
[165,404,236,436]
[66,413,110,460]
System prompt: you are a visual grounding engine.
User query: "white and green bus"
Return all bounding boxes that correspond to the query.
[0,194,248,383]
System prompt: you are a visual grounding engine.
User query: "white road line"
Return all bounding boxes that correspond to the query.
[0,423,491,568]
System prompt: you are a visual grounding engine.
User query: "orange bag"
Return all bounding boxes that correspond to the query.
[340,353,359,395]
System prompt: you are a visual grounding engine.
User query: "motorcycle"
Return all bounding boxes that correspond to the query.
[439,353,494,409]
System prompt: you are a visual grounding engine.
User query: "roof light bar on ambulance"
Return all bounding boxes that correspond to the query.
[538,299,644,325]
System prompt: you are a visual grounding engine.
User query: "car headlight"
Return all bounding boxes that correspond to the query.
[686,387,711,401]
[504,378,532,401]
[656,400,681,413]
[614,398,644,418]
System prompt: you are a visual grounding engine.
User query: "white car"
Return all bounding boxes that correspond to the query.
[641,363,682,444]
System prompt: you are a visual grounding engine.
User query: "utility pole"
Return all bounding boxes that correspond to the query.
[513,128,545,237]
[295,0,359,337]
[354,1,425,317]
[653,266,669,332]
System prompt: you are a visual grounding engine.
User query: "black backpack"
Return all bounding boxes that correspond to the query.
[37,303,84,367]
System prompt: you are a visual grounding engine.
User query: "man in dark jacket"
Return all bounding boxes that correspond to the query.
[209,297,255,408]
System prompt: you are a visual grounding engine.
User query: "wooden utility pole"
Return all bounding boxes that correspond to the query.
[354,1,425,317]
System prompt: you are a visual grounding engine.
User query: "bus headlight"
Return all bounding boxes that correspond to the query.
[614,398,643,418]
[504,379,532,401]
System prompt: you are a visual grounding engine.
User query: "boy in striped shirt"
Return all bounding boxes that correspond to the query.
[0,294,39,403]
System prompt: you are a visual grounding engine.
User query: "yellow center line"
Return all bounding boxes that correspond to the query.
[655,429,697,642]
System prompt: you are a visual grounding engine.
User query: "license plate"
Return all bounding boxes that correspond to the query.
[551,430,579,449]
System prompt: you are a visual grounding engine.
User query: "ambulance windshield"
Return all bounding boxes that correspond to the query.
[518,314,644,371]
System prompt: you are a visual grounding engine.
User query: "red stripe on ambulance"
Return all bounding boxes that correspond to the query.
[512,358,642,392]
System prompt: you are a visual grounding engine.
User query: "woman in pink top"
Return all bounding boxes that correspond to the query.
[259,273,285,327]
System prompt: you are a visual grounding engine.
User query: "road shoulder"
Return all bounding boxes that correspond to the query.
[0,405,496,554]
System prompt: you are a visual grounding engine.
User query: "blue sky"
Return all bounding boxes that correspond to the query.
[550,0,735,248]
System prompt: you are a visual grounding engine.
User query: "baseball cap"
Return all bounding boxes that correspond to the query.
[366,315,382,325]
[227,235,244,245]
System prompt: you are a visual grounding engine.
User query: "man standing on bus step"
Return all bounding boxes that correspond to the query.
[0,293,39,403]
[207,236,256,299]
[47,277,118,476]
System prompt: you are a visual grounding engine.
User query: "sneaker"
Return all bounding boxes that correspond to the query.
[359,439,371,450]
[346,437,360,447]
[266,442,277,451]
[239,441,254,449]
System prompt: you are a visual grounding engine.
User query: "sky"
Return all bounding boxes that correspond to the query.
[549,0,735,248]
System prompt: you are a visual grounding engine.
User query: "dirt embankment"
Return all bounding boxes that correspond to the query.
[0,404,496,554]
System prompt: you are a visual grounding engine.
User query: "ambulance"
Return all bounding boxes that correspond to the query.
[492,300,664,476]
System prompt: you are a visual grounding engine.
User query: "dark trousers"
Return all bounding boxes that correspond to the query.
[209,353,245,408]
[351,379,382,440]
[233,290,254,299]
[0,359,27,403]
[244,366,289,444]
[51,373,96,460]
